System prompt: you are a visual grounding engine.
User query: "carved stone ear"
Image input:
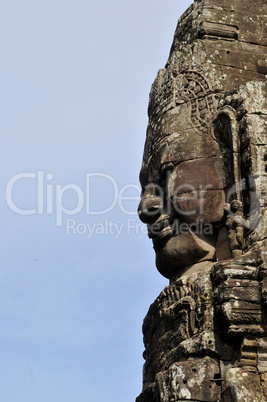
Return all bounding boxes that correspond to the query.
[213,109,252,257]
[213,111,233,152]
[212,107,242,204]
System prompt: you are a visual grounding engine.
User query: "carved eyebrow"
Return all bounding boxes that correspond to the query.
[140,162,175,188]
[160,162,175,175]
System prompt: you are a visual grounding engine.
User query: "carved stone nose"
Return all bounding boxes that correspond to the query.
[138,195,163,223]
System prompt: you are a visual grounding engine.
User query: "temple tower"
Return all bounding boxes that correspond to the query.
[137,1,267,400]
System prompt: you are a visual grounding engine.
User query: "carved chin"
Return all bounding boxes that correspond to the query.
[154,231,216,279]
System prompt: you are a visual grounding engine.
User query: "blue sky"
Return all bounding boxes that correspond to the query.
[0,1,192,400]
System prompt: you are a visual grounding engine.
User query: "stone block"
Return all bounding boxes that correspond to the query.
[214,279,261,304]
[156,357,221,402]
[222,367,264,401]
[257,337,267,372]
[239,336,258,366]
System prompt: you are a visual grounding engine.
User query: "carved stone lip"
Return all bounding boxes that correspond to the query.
[152,226,173,247]
[151,217,195,247]
[149,214,174,245]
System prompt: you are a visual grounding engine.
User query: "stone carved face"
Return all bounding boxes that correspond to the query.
[138,99,233,280]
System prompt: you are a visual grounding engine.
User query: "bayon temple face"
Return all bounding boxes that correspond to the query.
[137,6,267,279]
[138,65,234,279]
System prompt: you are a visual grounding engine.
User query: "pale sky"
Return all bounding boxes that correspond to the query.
[0,1,193,401]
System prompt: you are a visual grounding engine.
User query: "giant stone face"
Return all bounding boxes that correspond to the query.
[138,70,233,280]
